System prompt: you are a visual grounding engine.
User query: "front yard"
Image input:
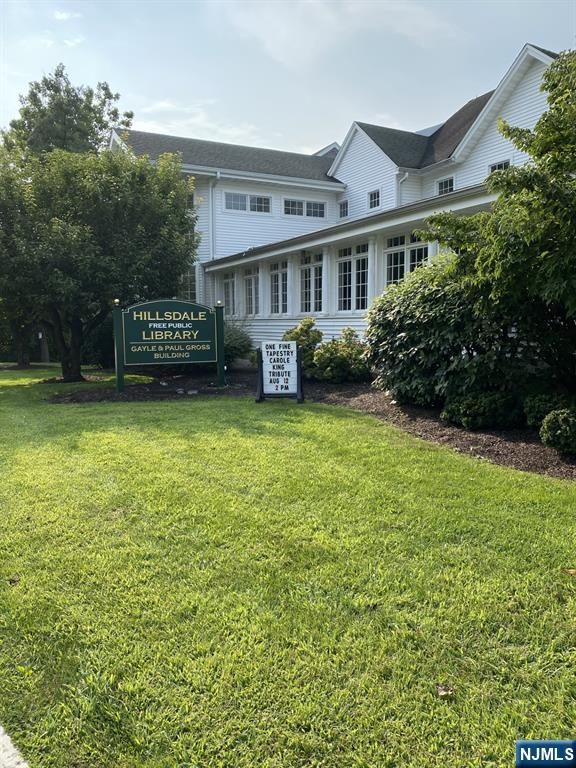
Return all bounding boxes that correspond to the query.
[0,367,575,767]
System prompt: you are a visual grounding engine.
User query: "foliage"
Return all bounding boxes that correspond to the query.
[0,147,196,381]
[365,257,544,406]
[1,368,576,766]
[422,50,576,390]
[223,322,252,366]
[282,317,322,378]
[82,315,115,369]
[540,408,576,455]
[441,392,524,431]
[4,63,133,155]
[313,327,371,383]
[523,392,571,429]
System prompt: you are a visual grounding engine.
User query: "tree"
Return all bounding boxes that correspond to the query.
[422,50,576,390]
[4,64,133,155]
[0,147,197,381]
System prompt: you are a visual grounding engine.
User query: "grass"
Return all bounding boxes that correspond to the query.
[0,366,575,768]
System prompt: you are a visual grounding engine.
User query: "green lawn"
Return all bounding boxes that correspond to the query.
[0,367,575,768]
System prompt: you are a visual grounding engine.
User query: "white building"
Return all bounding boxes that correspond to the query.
[112,44,557,343]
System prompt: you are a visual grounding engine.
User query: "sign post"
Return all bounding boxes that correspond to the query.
[256,341,303,403]
[112,298,225,392]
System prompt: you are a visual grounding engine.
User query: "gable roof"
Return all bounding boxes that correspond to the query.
[119,129,341,183]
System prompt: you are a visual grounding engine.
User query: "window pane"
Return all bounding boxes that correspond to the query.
[306,201,325,218]
[339,200,348,218]
[338,260,352,310]
[225,192,247,210]
[178,269,196,302]
[490,160,510,173]
[223,274,235,316]
[300,266,311,313]
[355,257,368,310]
[386,251,405,285]
[250,195,271,213]
[285,199,304,216]
[281,271,288,314]
[386,235,405,248]
[270,272,279,314]
[313,264,323,312]
[369,190,380,209]
[356,243,368,255]
[409,246,428,272]
[438,178,454,196]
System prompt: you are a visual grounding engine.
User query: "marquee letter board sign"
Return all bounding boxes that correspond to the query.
[256,341,303,403]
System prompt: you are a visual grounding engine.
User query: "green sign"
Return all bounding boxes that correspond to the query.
[122,299,217,365]
[112,299,225,392]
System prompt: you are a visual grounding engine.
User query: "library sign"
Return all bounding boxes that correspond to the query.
[112,299,225,392]
[256,341,303,403]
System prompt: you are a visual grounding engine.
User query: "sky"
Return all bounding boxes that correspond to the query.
[1,0,574,154]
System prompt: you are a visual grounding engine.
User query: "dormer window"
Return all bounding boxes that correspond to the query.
[437,177,454,196]
[368,190,380,209]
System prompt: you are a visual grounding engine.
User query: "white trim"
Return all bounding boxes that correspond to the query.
[222,190,273,216]
[179,163,345,191]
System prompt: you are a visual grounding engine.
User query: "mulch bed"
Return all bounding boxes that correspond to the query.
[48,371,576,481]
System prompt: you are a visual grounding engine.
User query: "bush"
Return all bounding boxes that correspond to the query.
[313,328,371,383]
[441,392,524,430]
[523,393,570,429]
[283,318,322,379]
[540,409,576,455]
[83,315,115,368]
[365,256,547,407]
[224,322,252,366]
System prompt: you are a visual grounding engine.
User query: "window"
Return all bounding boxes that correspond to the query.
[369,189,380,209]
[249,195,271,213]
[179,269,196,302]
[437,177,454,196]
[285,199,304,216]
[244,267,259,315]
[300,253,323,313]
[386,250,405,285]
[490,160,510,173]
[225,192,247,211]
[410,232,422,243]
[223,273,236,315]
[409,246,428,272]
[306,201,325,218]
[387,235,405,249]
[270,261,288,314]
[225,192,270,213]
[339,200,349,218]
[338,246,368,311]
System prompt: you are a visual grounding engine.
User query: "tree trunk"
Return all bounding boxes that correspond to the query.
[50,309,85,382]
[10,321,31,368]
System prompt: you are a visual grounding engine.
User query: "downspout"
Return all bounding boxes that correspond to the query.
[209,171,220,260]
[396,171,409,207]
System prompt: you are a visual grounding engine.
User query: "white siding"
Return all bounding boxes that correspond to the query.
[335,127,398,219]
[241,316,368,346]
[192,177,211,262]
[212,180,339,258]
[399,174,422,205]
[421,59,548,198]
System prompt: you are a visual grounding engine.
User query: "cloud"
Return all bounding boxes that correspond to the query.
[63,35,85,47]
[132,100,269,146]
[53,10,82,21]
[220,0,460,68]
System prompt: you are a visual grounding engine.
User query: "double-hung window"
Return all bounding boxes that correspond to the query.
[223,273,235,316]
[270,261,288,314]
[384,233,429,286]
[369,189,380,209]
[409,246,428,272]
[339,200,349,218]
[306,201,325,218]
[337,244,369,311]
[179,269,196,302]
[300,253,323,313]
[386,251,405,284]
[244,267,259,315]
[285,198,326,218]
[284,199,304,216]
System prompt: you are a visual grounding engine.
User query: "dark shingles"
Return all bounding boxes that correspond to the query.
[529,44,558,59]
[120,129,341,183]
[355,123,430,168]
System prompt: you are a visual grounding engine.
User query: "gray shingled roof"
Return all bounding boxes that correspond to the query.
[120,129,342,183]
[357,90,495,169]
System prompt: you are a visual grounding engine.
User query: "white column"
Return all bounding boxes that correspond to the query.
[287,255,298,317]
[324,246,336,315]
[236,270,245,317]
[367,237,377,303]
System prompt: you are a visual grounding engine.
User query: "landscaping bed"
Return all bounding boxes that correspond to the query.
[49,370,576,480]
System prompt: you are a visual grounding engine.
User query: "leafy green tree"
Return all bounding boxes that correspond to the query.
[0,147,196,381]
[422,50,576,388]
[4,64,133,155]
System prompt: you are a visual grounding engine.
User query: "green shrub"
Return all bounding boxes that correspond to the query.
[441,392,524,430]
[523,393,570,429]
[224,322,252,366]
[365,256,547,407]
[313,328,371,383]
[283,318,322,378]
[540,409,576,455]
